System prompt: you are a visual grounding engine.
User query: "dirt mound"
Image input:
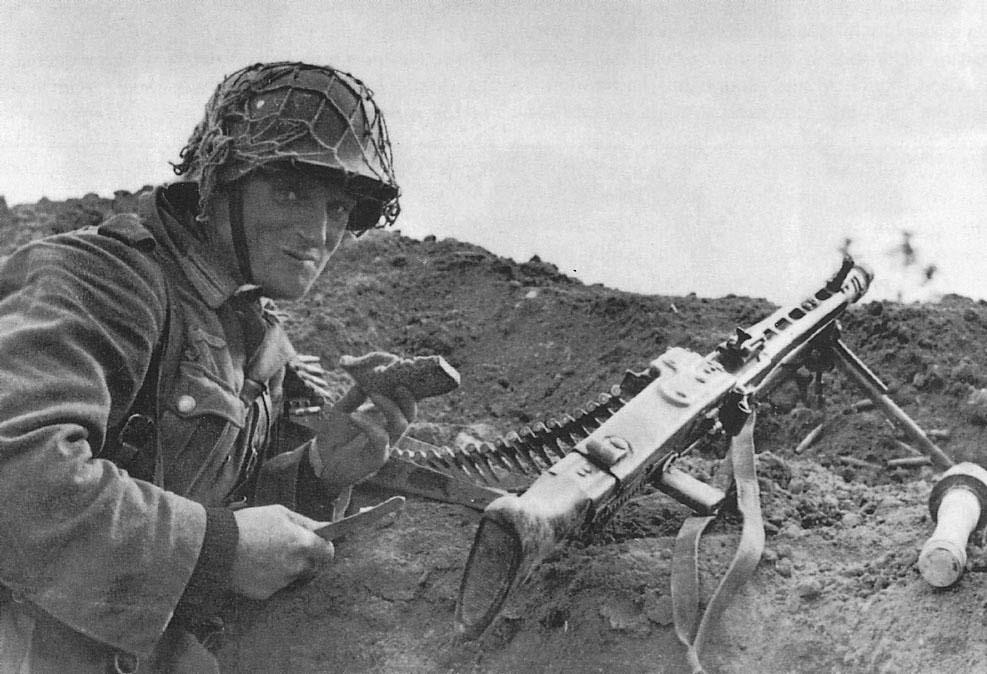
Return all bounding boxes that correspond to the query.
[230,228,987,673]
[6,194,987,672]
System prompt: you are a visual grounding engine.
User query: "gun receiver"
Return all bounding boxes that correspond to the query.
[456,257,946,638]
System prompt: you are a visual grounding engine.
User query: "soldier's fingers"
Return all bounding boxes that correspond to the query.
[284,508,329,531]
[311,385,335,401]
[334,387,368,414]
[300,379,335,400]
[365,390,415,443]
[348,411,391,452]
[297,363,329,377]
[296,362,330,378]
[339,351,399,372]
[285,541,335,590]
[282,510,336,568]
[388,385,417,425]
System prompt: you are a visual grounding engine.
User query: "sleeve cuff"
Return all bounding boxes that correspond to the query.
[172,507,238,626]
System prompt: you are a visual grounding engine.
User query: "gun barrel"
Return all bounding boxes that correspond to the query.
[834,258,873,302]
[720,259,872,392]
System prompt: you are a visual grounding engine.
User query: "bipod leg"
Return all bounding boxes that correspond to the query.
[830,338,953,471]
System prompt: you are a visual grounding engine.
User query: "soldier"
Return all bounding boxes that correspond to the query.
[0,62,415,671]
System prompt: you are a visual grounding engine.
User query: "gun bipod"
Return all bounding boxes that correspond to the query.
[829,337,953,471]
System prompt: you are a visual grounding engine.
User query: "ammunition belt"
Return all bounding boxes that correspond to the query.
[393,367,657,487]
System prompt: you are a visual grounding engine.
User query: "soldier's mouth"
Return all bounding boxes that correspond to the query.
[283,249,320,263]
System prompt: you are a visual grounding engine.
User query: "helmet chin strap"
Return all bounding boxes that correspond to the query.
[227,181,255,285]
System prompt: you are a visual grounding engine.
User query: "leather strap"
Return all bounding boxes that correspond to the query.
[671,412,764,674]
[228,182,254,284]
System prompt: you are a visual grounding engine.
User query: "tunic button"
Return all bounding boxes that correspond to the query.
[177,395,197,413]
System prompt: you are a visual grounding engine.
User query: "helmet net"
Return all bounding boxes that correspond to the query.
[173,62,400,231]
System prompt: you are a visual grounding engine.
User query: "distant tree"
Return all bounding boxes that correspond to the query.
[895,230,917,267]
[889,229,939,302]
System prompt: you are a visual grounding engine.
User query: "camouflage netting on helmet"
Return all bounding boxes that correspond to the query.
[173,62,400,231]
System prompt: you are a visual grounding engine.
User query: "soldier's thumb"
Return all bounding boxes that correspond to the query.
[284,508,329,532]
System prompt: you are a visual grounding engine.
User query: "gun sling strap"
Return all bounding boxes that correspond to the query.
[671,412,765,674]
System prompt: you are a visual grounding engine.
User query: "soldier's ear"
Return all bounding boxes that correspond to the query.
[198,186,236,262]
[202,181,232,223]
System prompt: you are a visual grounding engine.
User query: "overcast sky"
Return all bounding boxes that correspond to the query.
[1,1,984,304]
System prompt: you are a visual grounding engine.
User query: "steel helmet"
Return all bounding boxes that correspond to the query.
[173,61,400,232]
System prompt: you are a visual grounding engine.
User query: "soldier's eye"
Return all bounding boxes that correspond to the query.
[327,201,353,219]
[272,182,303,203]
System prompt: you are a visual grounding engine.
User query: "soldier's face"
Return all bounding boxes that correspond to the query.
[237,167,356,300]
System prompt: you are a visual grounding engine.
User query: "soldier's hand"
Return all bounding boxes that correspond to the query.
[304,353,417,494]
[308,386,416,494]
[231,505,335,600]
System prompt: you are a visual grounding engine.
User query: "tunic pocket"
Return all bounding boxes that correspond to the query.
[167,362,246,427]
[158,362,247,504]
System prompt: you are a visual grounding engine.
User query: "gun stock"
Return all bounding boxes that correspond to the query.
[457,258,876,637]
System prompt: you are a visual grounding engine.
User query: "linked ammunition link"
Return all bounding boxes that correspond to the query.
[392,366,658,486]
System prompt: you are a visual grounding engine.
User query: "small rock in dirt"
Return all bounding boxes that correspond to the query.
[796,579,823,601]
[964,545,986,571]
[762,548,779,563]
[500,604,526,620]
[789,405,821,425]
[787,477,807,494]
[950,359,982,387]
[779,523,806,539]
[912,368,945,391]
[757,452,792,485]
[842,512,863,528]
[775,558,793,578]
[874,496,901,515]
[966,389,987,426]
[599,600,650,634]
[843,563,866,577]
[539,607,569,630]
[644,594,674,626]
[847,398,873,412]
[899,548,919,569]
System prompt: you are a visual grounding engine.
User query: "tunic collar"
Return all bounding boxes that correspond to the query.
[139,183,259,309]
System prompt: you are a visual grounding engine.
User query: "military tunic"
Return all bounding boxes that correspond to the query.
[0,183,311,668]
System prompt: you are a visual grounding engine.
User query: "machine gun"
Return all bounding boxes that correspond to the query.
[452,257,952,647]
